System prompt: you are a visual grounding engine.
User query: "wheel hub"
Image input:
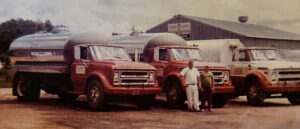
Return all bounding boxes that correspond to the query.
[248,85,257,98]
[169,87,177,100]
[90,87,99,103]
[17,81,25,96]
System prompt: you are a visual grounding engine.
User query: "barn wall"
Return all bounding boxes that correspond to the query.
[147,16,300,50]
[147,16,241,40]
[190,20,241,40]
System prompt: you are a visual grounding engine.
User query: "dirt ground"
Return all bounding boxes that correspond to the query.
[0,88,299,129]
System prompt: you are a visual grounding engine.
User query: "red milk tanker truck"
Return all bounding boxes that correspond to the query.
[112,33,235,108]
[8,29,161,110]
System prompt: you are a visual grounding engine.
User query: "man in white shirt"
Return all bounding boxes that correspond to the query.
[180,60,202,111]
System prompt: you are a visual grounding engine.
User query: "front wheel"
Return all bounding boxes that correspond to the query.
[166,80,185,109]
[246,79,265,106]
[86,80,107,110]
[212,94,228,108]
[15,75,40,102]
[135,95,155,109]
[287,93,300,105]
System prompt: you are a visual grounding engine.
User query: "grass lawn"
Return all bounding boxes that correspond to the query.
[0,74,11,88]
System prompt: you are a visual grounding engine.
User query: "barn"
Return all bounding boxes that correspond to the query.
[146,14,300,49]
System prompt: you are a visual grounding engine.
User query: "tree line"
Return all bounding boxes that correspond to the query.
[0,18,55,65]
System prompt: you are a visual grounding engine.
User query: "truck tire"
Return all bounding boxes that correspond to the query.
[135,95,155,109]
[166,80,185,109]
[58,92,79,101]
[212,94,228,108]
[86,80,107,110]
[246,79,265,106]
[287,93,300,105]
[15,75,40,101]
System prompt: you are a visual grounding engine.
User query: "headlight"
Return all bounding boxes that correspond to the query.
[149,72,154,81]
[271,72,276,79]
[271,71,277,82]
[114,72,119,80]
[113,72,120,85]
[148,71,155,85]
[224,71,229,80]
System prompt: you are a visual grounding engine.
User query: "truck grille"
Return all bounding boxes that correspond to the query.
[121,72,148,78]
[279,78,300,81]
[121,79,148,85]
[117,71,153,86]
[212,71,222,76]
[279,71,300,75]
[214,79,223,83]
[200,71,228,85]
[277,69,300,84]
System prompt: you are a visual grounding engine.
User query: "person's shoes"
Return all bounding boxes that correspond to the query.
[200,109,205,112]
[208,108,214,112]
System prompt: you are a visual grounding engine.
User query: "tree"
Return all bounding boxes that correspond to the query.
[0,18,56,64]
[44,20,53,32]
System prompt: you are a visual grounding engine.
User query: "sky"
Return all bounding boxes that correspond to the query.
[0,0,299,35]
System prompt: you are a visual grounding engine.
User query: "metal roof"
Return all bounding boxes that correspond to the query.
[184,15,300,40]
[149,15,300,41]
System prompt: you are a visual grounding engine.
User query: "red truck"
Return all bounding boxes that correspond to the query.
[112,33,235,108]
[8,29,161,110]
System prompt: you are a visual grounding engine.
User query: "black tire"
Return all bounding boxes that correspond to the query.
[58,92,79,101]
[287,93,300,105]
[86,80,107,110]
[15,75,40,102]
[166,80,185,109]
[246,79,265,106]
[212,94,228,108]
[135,95,155,109]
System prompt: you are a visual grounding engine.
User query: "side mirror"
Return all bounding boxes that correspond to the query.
[233,49,239,61]
[74,46,80,60]
[153,48,159,61]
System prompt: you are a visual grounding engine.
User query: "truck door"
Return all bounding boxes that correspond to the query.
[71,46,91,92]
[230,49,250,82]
[151,48,169,84]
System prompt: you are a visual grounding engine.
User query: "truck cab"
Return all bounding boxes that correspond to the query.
[231,47,300,105]
[9,32,161,110]
[112,33,235,108]
[150,46,234,108]
[189,39,300,106]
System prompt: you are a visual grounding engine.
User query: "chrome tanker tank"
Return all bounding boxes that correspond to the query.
[111,33,187,61]
[9,28,110,74]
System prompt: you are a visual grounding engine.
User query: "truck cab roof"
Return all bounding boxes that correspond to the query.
[239,47,276,50]
[157,46,199,49]
[78,43,124,48]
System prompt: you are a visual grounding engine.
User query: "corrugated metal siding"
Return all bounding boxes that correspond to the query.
[190,18,242,40]
[147,15,300,49]
[147,16,243,40]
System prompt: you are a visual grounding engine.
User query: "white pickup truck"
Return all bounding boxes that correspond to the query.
[188,39,300,106]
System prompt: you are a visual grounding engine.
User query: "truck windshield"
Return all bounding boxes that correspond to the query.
[91,46,131,61]
[250,49,282,61]
[170,48,203,61]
